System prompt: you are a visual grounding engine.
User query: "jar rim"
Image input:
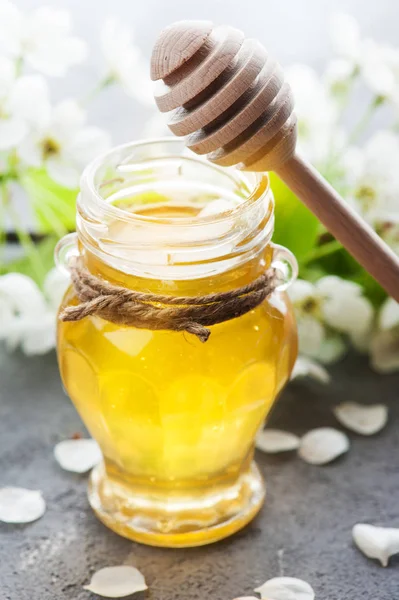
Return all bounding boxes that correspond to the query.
[80,137,271,227]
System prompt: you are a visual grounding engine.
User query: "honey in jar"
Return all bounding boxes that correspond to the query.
[56,139,298,547]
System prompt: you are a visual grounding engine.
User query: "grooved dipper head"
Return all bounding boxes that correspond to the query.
[151,21,297,172]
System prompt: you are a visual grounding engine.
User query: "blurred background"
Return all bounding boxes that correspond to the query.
[16,0,399,142]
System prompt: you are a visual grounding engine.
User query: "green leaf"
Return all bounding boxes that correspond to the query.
[352,269,387,308]
[270,173,320,269]
[21,169,78,236]
[1,236,58,288]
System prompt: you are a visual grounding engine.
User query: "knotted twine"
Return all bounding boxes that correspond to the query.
[59,257,278,342]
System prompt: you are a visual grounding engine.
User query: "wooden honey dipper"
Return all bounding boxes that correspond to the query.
[151,21,399,301]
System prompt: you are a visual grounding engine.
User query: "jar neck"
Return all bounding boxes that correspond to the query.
[77,139,274,284]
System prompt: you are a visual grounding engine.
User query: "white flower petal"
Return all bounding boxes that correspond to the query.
[0,117,27,150]
[322,286,374,337]
[28,37,87,77]
[254,577,314,600]
[370,329,399,373]
[0,487,46,523]
[47,156,80,189]
[24,7,88,76]
[101,17,152,105]
[84,566,148,598]
[316,275,362,297]
[318,334,347,364]
[297,316,325,358]
[54,439,102,473]
[120,56,154,105]
[298,427,350,465]
[18,134,43,167]
[3,312,56,355]
[334,402,388,435]
[0,296,14,339]
[287,278,316,304]
[353,523,399,567]
[324,58,355,95]
[360,40,397,97]
[0,272,47,316]
[68,126,111,165]
[44,267,70,310]
[348,131,399,223]
[0,55,16,97]
[290,356,330,384]
[20,313,56,355]
[51,99,86,140]
[285,64,340,164]
[256,429,300,454]
[9,75,51,129]
[379,298,399,331]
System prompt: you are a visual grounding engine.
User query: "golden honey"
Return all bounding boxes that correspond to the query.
[56,139,298,547]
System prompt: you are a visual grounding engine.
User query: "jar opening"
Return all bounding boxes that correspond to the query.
[78,138,274,279]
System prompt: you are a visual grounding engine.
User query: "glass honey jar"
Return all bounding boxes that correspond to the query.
[55,138,298,548]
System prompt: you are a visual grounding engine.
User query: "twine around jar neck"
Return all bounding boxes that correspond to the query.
[59,257,278,342]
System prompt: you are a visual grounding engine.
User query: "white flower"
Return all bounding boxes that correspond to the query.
[0,267,70,355]
[342,132,399,243]
[360,40,399,98]
[285,64,344,166]
[288,276,374,364]
[44,266,71,311]
[101,17,153,105]
[370,298,399,373]
[290,356,330,384]
[0,57,50,150]
[324,58,356,98]
[0,2,87,76]
[19,99,111,188]
[54,439,102,473]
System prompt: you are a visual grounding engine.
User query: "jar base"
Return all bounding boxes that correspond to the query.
[88,461,266,548]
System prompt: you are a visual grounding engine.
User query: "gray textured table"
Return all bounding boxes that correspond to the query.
[1,350,398,600]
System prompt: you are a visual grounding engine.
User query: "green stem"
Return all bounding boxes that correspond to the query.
[6,191,46,282]
[334,66,359,113]
[303,239,343,265]
[15,56,23,75]
[81,75,115,106]
[348,95,385,144]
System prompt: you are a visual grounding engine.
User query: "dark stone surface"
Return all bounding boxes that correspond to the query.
[1,350,398,600]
